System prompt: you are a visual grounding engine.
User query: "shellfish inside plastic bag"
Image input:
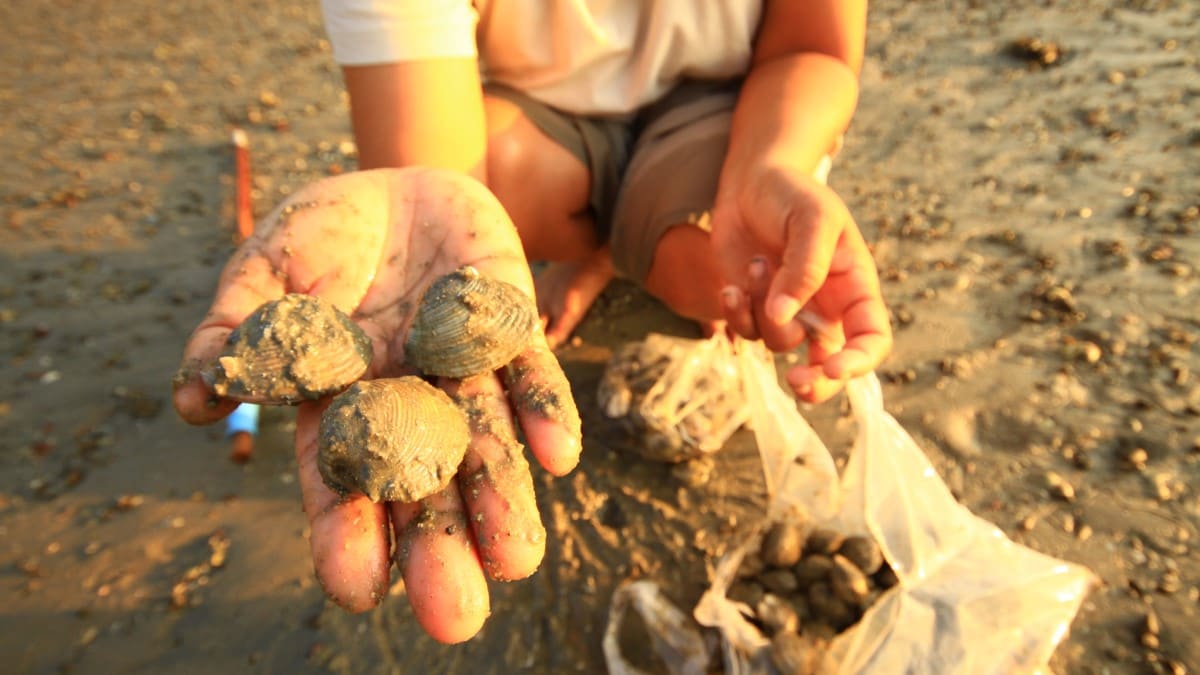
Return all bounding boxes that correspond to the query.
[605,335,1096,675]
[597,332,749,463]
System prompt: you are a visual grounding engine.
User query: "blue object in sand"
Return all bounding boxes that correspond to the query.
[226,403,260,437]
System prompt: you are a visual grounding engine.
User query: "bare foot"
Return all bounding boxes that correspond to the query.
[535,246,614,348]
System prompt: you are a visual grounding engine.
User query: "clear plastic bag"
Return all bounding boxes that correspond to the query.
[597,332,750,463]
[604,580,713,675]
[605,336,1096,674]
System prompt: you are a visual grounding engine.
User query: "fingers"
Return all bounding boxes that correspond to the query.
[446,374,546,582]
[747,256,809,352]
[720,285,757,340]
[502,340,582,477]
[765,207,839,326]
[174,175,397,424]
[172,247,286,425]
[294,400,392,613]
[822,292,892,380]
[810,226,892,381]
[785,332,847,404]
[390,485,490,644]
[541,292,580,351]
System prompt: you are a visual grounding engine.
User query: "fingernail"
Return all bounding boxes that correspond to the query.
[789,377,813,398]
[721,286,741,311]
[748,256,767,281]
[767,294,803,325]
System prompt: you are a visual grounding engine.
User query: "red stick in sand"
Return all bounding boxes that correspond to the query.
[232,128,255,243]
[229,128,257,463]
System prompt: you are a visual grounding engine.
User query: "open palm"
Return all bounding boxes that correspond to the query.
[173,168,581,643]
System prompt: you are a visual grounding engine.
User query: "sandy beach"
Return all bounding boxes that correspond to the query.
[1,0,1197,672]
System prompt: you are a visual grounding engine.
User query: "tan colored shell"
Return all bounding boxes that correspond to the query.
[829,554,871,606]
[761,520,805,568]
[204,293,372,405]
[404,266,536,378]
[317,377,469,503]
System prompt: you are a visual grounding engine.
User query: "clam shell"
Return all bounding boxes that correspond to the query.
[793,554,835,589]
[761,520,805,568]
[836,535,884,576]
[404,266,536,378]
[755,593,800,636]
[317,377,469,503]
[204,294,372,405]
[769,631,823,675]
[806,581,854,630]
[829,554,871,607]
[804,527,845,557]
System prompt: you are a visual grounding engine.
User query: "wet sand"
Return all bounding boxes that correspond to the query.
[1,0,1197,672]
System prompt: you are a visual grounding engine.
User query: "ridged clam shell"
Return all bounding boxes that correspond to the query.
[204,294,372,405]
[317,377,470,503]
[761,520,805,568]
[835,535,883,576]
[404,266,536,378]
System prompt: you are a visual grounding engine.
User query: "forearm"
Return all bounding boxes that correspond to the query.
[720,52,859,191]
[344,58,488,180]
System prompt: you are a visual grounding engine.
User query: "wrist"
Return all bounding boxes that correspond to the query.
[720,53,858,195]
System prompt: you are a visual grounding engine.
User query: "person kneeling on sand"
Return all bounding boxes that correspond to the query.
[174,0,892,645]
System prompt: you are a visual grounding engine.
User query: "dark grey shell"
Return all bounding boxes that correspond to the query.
[836,535,884,576]
[317,377,469,503]
[204,293,372,405]
[804,527,845,557]
[769,631,823,675]
[404,266,536,378]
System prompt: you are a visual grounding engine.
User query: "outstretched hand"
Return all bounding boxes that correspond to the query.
[712,163,892,403]
[173,168,582,643]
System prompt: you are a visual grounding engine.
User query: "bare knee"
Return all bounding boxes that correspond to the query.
[483,97,595,261]
[644,225,723,322]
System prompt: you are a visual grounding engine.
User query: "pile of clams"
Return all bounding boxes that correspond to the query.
[324,266,534,502]
[729,520,898,675]
[207,266,536,503]
[597,334,749,462]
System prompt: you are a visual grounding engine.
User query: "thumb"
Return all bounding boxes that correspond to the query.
[764,213,840,325]
[173,248,286,424]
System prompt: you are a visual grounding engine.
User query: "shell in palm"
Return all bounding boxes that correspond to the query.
[317,377,470,503]
[404,266,536,379]
[204,293,372,405]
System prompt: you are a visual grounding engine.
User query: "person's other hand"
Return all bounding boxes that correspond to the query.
[712,164,891,403]
[172,167,581,643]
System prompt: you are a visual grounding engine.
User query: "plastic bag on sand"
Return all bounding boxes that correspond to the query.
[597,332,749,463]
[605,336,1096,674]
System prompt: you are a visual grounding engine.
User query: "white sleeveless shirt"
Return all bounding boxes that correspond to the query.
[320,0,762,115]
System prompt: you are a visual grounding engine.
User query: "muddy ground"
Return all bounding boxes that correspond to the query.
[1,0,1197,673]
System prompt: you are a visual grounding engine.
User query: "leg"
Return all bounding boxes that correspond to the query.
[644,224,723,324]
[610,85,738,332]
[482,94,596,261]
[482,91,630,346]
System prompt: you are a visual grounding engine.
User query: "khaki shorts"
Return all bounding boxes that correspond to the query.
[486,80,741,283]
